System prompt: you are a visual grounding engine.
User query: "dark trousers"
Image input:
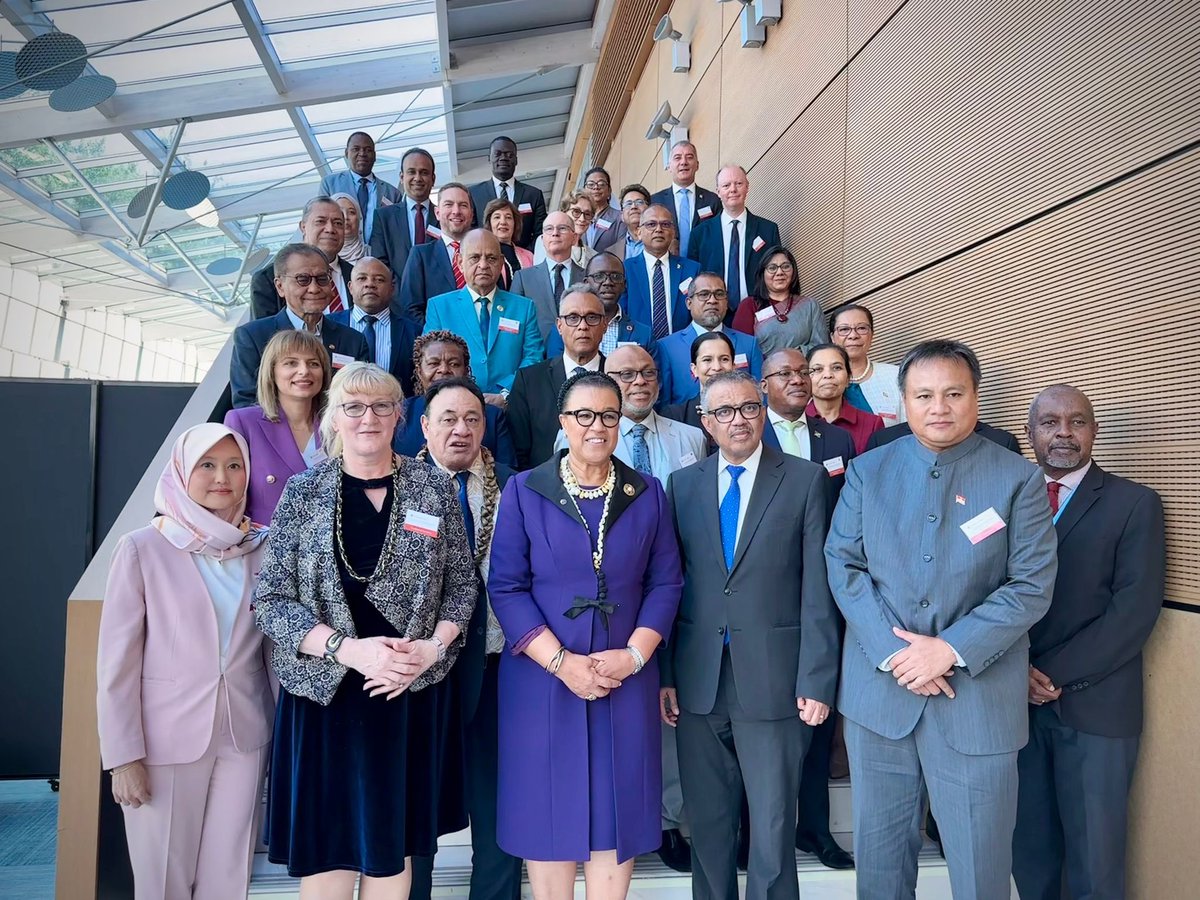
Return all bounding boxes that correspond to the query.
[677,652,808,900]
[1012,704,1139,900]
[410,656,523,900]
[795,713,836,839]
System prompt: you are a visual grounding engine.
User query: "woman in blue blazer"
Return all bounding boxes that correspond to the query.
[224,330,332,524]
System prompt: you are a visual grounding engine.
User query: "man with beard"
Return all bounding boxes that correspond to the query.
[401,182,475,324]
[330,256,419,395]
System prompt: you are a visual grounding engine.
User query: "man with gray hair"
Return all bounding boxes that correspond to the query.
[663,369,840,900]
[251,196,352,319]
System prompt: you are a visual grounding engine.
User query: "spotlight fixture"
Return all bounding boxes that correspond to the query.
[660,125,689,170]
[653,15,691,73]
[754,0,782,26]
[740,5,766,48]
[645,101,680,141]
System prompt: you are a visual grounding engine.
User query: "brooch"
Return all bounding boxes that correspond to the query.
[623,484,635,496]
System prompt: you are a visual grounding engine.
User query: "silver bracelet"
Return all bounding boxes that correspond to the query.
[429,635,447,662]
[626,645,645,675]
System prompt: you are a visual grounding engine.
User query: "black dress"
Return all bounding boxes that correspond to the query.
[266,473,466,877]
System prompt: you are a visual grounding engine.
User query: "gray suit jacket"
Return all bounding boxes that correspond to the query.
[825,433,1058,754]
[509,259,586,343]
[664,444,841,720]
[320,170,401,204]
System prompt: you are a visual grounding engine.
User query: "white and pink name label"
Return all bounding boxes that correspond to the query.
[960,507,1005,545]
[403,510,440,537]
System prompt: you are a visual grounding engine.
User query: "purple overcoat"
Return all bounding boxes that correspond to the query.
[488,454,683,863]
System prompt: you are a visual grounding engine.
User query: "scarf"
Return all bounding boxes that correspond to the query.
[330,192,368,263]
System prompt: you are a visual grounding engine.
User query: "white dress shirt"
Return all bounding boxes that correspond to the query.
[716,441,763,548]
[642,249,677,332]
[492,177,515,200]
[284,306,321,336]
[562,351,601,374]
[767,407,812,460]
[720,209,749,301]
[469,287,498,325]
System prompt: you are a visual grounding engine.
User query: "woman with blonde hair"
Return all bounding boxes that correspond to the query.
[256,362,478,899]
[224,328,332,524]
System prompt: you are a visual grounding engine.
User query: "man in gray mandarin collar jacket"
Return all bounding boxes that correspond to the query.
[825,340,1057,900]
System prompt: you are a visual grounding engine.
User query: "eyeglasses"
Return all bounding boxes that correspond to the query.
[833,324,873,336]
[763,368,811,382]
[561,408,621,427]
[283,273,333,287]
[558,312,606,327]
[621,199,648,209]
[339,401,397,418]
[586,271,625,284]
[691,289,729,301]
[610,368,658,383]
[543,225,574,235]
[639,219,673,230]
[765,262,794,274]
[704,401,763,423]
[584,180,609,190]
[568,207,595,220]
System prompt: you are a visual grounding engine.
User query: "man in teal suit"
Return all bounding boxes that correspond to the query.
[424,229,544,406]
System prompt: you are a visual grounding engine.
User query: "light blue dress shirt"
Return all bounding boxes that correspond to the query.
[350,305,391,369]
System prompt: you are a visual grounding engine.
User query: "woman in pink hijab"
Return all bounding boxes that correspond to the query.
[97,423,274,900]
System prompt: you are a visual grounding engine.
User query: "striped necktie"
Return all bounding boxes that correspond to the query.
[451,240,466,290]
[651,259,669,340]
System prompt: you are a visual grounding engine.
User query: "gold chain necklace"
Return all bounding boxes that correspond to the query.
[560,456,615,574]
[334,456,403,583]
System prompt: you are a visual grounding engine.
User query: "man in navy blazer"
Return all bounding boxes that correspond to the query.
[623,203,698,341]
[368,147,437,294]
[1013,385,1164,900]
[657,273,762,405]
[231,245,370,407]
[319,132,401,245]
[468,136,547,250]
[251,198,352,319]
[686,166,781,318]
[400,182,474,324]
[328,257,418,396]
[650,140,721,258]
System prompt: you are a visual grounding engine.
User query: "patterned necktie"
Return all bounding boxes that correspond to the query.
[677,188,692,257]
[777,418,802,457]
[477,294,491,341]
[357,177,370,226]
[451,240,466,289]
[413,202,426,244]
[552,263,566,303]
[651,258,669,340]
[361,314,377,364]
[720,465,745,571]
[326,274,345,314]
[629,423,652,475]
[499,182,510,202]
[456,472,476,554]
[1046,480,1061,515]
[727,219,741,302]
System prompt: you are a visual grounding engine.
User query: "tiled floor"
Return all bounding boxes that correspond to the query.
[0,779,57,900]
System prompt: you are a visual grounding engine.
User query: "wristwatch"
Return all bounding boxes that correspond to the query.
[429,634,447,662]
[323,630,346,663]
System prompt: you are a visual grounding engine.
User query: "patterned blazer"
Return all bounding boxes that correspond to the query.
[254,455,478,705]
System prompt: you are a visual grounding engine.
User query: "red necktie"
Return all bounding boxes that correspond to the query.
[450,241,466,290]
[325,273,345,314]
[414,203,427,244]
[1046,481,1061,515]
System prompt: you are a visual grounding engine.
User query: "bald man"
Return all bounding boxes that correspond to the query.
[510,210,586,342]
[423,228,543,404]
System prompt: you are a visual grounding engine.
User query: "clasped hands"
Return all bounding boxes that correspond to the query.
[557,649,632,701]
[890,628,957,698]
[347,635,439,700]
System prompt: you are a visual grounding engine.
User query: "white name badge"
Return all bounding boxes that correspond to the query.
[426,224,443,238]
[403,510,440,537]
[752,236,766,251]
[755,305,776,323]
[331,352,354,369]
[734,353,749,368]
[698,205,715,219]
[823,456,845,477]
[518,202,533,214]
[498,316,521,334]
[679,452,698,467]
[678,277,692,293]
[595,217,612,230]
[960,507,1006,545]
[617,341,640,347]
[379,196,393,207]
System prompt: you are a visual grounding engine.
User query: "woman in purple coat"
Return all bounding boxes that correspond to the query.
[488,370,683,900]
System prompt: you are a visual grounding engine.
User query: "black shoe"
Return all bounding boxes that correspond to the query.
[737,831,750,872]
[795,832,855,870]
[656,828,692,873]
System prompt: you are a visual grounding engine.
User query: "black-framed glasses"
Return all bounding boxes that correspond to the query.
[561,408,621,427]
[586,271,625,284]
[283,272,333,287]
[690,288,728,301]
[567,207,595,220]
[584,180,609,190]
[558,312,605,327]
[704,401,763,423]
[764,262,794,274]
[621,198,648,209]
[610,367,658,383]
[339,401,397,418]
[833,324,872,336]
[763,368,811,382]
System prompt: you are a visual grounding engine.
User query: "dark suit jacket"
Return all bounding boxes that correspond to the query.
[663,444,841,717]
[761,414,856,501]
[507,355,604,470]
[229,309,370,408]
[544,315,655,358]
[622,252,697,336]
[250,258,354,320]
[865,419,1021,453]
[328,308,419,396]
[686,211,782,315]
[393,395,517,469]
[369,199,432,294]
[399,240,457,325]
[509,259,587,344]
[1030,463,1165,738]
[650,184,722,234]
[469,179,547,250]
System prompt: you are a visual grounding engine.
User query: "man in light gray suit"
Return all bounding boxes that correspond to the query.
[510,210,585,344]
[825,340,1058,900]
[319,132,401,245]
[663,370,841,900]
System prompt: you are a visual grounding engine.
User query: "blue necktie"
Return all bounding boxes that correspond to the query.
[651,259,669,340]
[629,423,652,475]
[455,472,476,554]
[719,464,745,645]
[677,188,692,257]
[357,177,370,227]
[361,314,377,365]
[478,295,490,342]
[727,219,741,302]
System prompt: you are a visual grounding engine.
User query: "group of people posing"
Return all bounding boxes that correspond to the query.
[96,132,1165,900]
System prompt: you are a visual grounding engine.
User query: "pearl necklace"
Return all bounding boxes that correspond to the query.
[560,456,616,576]
[849,358,874,384]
